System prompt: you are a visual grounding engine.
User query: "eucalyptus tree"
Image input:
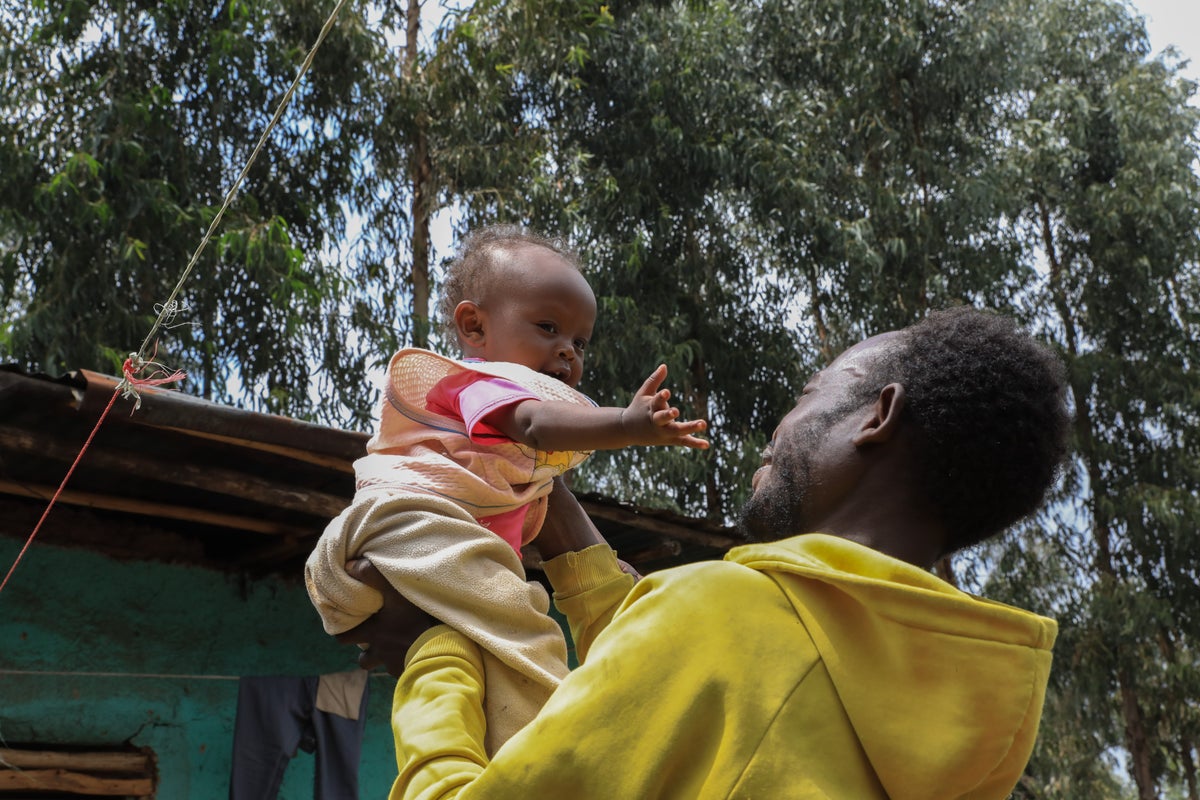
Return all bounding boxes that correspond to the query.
[0,0,380,419]
[456,0,804,518]
[748,0,1041,344]
[978,1,1200,797]
[491,0,1048,519]
[326,0,637,376]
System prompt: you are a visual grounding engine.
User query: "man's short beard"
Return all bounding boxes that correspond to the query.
[736,454,812,543]
[734,403,854,543]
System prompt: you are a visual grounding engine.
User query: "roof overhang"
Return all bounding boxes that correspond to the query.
[0,366,739,577]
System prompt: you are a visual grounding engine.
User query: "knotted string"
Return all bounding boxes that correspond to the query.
[117,348,188,411]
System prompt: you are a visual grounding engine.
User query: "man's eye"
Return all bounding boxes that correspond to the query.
[574,339,588,352]
[538,322,557,333]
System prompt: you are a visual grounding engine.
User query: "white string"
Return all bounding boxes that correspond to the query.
[127,0,354,382]
[152,300,198,331]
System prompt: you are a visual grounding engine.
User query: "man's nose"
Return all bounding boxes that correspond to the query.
[558,339,576,360]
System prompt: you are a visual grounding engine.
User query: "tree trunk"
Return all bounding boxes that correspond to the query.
[1180,735,1198,800]
[806,261,832,365]
[692,354,720,519]
[1118,673,1157,800]
[410,133,432,348]
[1040,200,1158,800]
[1157,630,1198,800]
[406,0,433,349]
[933,555,957,588]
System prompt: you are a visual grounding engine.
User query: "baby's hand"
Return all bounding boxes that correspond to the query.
[623,365,709,450]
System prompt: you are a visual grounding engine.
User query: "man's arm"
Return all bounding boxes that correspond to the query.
[487,365,708,452]
[387,559,767,800]
[536,477,637,661]
[388,626,489,800]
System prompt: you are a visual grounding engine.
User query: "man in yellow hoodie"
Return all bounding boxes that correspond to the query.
[342,306,1071,799]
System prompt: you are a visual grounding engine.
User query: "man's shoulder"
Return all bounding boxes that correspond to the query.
[625,557,797,625]
[642,557,767,591]
[603,554,823,685]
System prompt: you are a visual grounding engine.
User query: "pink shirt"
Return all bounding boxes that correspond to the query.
[425,372,539,553]
[356,349,594,555]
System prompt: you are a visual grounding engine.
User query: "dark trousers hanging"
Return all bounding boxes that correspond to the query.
[229,675,369,800]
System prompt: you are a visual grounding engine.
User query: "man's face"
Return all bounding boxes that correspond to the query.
[738,333,900,541]
[475,246,597,388]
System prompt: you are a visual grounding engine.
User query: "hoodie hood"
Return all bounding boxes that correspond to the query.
[728,534,1057,800]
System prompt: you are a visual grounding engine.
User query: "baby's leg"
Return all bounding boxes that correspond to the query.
[305,491,568,751]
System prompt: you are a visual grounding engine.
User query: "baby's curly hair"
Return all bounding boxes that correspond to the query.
[438,225,581,341]
[859,307,1071,554]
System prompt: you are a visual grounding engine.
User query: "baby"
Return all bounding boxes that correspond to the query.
[305,225,706,753]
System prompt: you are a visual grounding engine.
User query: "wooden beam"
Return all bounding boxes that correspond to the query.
[619,538,683,565]
[0,768,153,795]
[578,501,739,549]
[0,479,310,536]
[231,535,308,571]
[0,748,149,772]
[154,426,357,472]
[0,425,350,517]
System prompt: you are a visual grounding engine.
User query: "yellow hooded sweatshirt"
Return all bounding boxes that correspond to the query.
[389,534,1057,799]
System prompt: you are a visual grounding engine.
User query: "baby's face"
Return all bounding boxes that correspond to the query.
[476,247,597,388]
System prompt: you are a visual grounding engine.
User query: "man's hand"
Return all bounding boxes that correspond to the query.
[335,559,438,676]
[623,365,709,449]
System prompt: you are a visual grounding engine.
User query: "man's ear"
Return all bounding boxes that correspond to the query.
[852,383,906,446]
[454,301,486,351]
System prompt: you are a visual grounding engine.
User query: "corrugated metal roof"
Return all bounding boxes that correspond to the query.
[0,366,739,578]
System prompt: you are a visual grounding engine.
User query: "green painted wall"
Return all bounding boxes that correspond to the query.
[0,540,398,798]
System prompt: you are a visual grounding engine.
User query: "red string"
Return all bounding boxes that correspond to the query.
[121,355,186,389]
[0,388,120,595]
[0,357,186,596]
[118,352,186,411]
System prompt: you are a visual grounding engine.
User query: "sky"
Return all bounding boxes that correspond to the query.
[1130,0,1200,86]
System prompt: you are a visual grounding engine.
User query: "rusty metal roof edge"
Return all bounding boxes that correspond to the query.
[573,490,741,543]
[75,369,369,461]
[0,365,86,411]
[2,365,737,547]
[2,362,87,386]
[1,364,368,461]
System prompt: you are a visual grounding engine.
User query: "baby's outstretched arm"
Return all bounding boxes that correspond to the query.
[489,365,708,453]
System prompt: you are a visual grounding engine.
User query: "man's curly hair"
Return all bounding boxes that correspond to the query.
[862,307,1071,555]
[438,225,581,341]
